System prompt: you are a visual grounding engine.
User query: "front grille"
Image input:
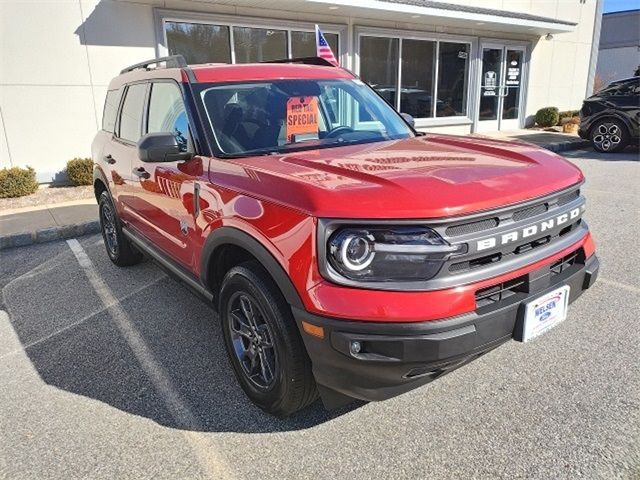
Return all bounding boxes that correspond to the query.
[446,217,499,237]
[557,189,580,206]
[427,184,586,287]
[512,203,548,221]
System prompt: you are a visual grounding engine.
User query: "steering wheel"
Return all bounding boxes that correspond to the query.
[325,126,354,139]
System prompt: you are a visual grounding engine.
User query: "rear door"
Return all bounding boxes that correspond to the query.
[110,82,149,227]
[92,87,124,201]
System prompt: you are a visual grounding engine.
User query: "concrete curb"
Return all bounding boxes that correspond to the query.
[0,220,100,251]
[541,139,591,153]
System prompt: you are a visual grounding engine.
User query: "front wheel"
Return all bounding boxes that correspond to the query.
[219,261,317,416]
[590,119,629,153]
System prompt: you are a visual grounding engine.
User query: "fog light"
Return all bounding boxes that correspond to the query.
[350,341,362,355]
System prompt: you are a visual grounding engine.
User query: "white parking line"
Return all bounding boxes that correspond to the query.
[0,276,166,361]
[598,277,640,295]
[66,238,235,480]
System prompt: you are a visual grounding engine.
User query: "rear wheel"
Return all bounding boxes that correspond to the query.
[98,191,142,267]
[219,261,317,416]
[590,119,629,153]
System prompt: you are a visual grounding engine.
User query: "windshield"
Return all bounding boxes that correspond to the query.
[197,79,414,157]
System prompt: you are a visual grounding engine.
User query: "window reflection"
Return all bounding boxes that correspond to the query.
[233,27,287,63]
[436,43,469,117]
[359,36,470,120]
[359,36,399,109]
[166,21,231,64]
[291,31,338,58]
[400,39,436,118]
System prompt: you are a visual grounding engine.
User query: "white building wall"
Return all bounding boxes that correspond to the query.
[0,0,598,182]
[526,0,598,123]
[0,0,156,182]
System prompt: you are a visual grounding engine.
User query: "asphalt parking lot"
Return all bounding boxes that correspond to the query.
[0,148,638,480]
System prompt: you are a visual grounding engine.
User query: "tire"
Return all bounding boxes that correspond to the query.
[98,191,143,267]
[590,118,629,153]
[219,260,317,416]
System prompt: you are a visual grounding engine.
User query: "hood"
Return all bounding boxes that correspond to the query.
[209,134,584,219]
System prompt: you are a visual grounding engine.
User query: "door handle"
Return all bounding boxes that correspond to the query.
[104,154,116,165]
[132,167,150,180]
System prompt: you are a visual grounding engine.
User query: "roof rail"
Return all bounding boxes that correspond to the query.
[262,56,336,67]
[120,55,187,74]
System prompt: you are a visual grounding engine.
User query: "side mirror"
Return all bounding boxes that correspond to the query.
[400,113,415,128]
[137,132,193,163]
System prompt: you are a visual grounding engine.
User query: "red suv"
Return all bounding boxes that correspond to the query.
[92,55,599,416]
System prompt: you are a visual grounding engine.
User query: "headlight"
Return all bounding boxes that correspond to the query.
[326,226,462,283]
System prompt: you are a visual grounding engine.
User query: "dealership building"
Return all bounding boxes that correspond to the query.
[0,0,602,182]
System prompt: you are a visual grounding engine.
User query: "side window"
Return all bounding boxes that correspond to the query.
[147,82,189,152]
[102,88,122,132]
[118,83,147,143]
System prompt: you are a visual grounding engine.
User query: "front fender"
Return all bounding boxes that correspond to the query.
[200,226,305,309]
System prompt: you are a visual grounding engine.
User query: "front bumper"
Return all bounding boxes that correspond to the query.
[293,253,599,406]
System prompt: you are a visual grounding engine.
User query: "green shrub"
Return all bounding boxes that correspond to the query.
[535,107,559,128]
[557,110,581,125]
[0,166,39,198]
[66,158,93,186]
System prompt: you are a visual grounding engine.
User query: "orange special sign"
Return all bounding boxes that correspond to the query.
[286,96,319,142]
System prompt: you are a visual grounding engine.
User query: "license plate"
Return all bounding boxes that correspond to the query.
[521,285,570,342]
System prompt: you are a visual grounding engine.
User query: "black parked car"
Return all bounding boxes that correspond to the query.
[579,77,639,152]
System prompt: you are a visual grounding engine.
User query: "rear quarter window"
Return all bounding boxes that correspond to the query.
[102,88,122,132]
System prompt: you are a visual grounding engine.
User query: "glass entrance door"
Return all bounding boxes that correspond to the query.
[477,44,525,132]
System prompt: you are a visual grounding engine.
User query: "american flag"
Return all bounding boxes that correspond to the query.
[315,24,338,66]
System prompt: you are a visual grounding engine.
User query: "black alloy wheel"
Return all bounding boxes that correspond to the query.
[219,261,318,416]
[227,292,278,390]
[591,119,628,153]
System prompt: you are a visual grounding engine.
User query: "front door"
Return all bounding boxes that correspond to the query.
[477,44,526,132]
[128,80,204,270]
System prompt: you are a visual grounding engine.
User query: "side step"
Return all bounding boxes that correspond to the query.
[122,226,214,304]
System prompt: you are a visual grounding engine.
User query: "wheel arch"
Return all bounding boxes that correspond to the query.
[200,227,305,310]
[93,166,110,201]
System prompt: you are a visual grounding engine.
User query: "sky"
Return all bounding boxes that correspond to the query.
[603,0,640,13]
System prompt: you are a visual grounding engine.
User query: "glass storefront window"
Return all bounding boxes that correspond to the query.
[400,39,436,119]
[436,42,469,117]
[291,31,338,58]
[359,35,470,120]
[359,36,399,109]
[165,22,341,66]
[166,21,231,64]
[233,27,287,63]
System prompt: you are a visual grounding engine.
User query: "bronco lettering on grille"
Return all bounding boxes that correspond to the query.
[476,205,585,251]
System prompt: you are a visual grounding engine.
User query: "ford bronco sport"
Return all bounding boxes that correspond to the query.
[92,55,599,416]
